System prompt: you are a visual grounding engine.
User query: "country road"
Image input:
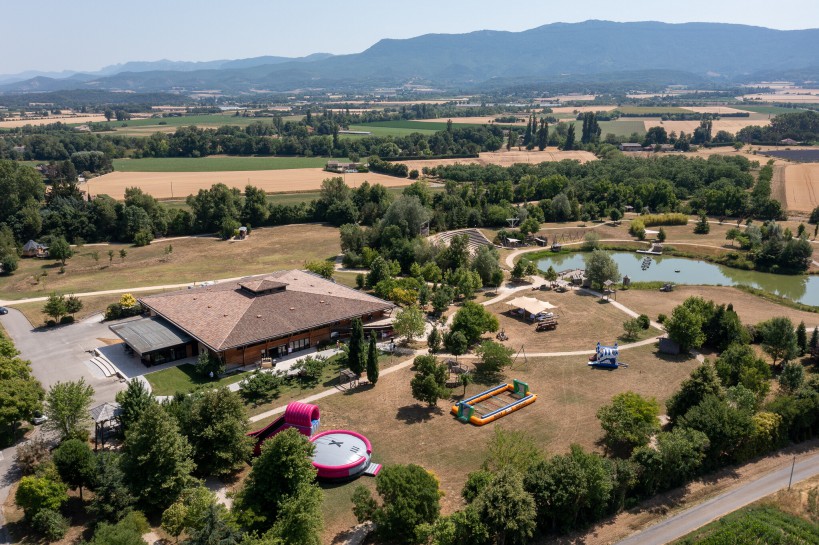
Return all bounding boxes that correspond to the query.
[616,450,819,544]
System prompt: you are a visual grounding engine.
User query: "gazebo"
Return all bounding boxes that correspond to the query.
[90,402,122,451]
[602,280,617,300]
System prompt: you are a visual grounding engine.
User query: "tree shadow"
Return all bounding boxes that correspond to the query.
[342,382,374,395]
[395,403,443,424]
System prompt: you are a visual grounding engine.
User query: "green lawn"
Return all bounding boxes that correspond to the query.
[112,156,342,172]
[145,364,249,396]
[563,119,646,137]
[94,114,283,130]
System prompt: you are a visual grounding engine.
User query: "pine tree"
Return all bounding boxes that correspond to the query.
[348,319,365,375]
[367,335,379,385]
[796,321,808,356]
[810,327,819,354]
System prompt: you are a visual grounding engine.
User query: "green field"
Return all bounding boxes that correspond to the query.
[734,105,809,115]
[112,156,340,172]
[616,106,691,115]
[673,505,819,544]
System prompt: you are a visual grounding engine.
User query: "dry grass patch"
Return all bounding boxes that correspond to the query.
[311,343,698,541]
[487,290,660,352]
[618,285,819,327]
[0,224,341,301]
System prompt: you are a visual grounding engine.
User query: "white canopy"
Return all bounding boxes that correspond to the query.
[506,296,556,315]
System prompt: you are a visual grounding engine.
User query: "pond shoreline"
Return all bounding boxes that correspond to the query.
[533,250,819,306]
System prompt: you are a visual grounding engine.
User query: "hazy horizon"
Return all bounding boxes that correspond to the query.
[3,0,819,75]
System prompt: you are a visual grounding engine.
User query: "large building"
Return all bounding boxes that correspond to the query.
[110,270,395,367]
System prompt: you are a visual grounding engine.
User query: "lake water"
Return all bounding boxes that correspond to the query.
[535,252,819,306]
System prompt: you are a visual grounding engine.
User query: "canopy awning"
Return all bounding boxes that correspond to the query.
[109,317,193,356]
[505,296,556,315]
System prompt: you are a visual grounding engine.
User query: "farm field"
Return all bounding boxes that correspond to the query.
[673,505,819,544]
[680,106,751,115]
[111,156,337,172]
[0,224,342,301]
[763,150,819,163]
[616,106,692,115]
[0,114,108,128]
[732,104,809,115]
[345,123,440,137]
[302,343,700,541]
[775,162,819,212]
[741,91,819,104]
[402,148,598,171]
[88,168,411,200]
[643,118,770,134]
[549,105,616,114]
[415,116,527,125]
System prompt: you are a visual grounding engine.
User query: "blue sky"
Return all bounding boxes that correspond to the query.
[4,0,819,74]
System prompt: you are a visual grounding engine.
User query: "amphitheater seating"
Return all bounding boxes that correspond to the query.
[427,228,493,255]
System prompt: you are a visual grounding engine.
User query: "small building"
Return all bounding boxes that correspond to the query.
[780,138,799,146]
[112,270,395,368]
[620,143,644,152]
[659,337,681,355]
[325,161,363,173]
[21,240,48,258]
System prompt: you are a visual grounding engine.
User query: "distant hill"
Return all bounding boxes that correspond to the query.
[2,21,818,94]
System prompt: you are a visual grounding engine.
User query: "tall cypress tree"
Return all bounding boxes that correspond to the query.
[564,123,576,151]
[537,119,549,151]
[523,116,533,147]
[348,319,365,375]
[581,113,590,144]
[367,334,379,385]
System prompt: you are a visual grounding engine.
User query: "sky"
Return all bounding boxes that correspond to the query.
[4,0,819,75]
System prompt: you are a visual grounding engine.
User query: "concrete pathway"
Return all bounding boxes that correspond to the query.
[616,450,819,545]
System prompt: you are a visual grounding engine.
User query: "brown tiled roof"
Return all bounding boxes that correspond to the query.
[139,270,394,351]
[238,279,287,293]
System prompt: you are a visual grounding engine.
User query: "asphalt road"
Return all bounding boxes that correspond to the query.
[0,309,125,544]
[616,451,819,544]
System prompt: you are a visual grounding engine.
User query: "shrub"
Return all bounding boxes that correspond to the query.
[637,314,650,329]
[104,302,143,321]
[15,476,68,518]
[622,319,642,341]
[31,508,68,542]
[292,356,327,385]
[195,351,225,379]
[59,316,74,325]
[133,229,153,247]
[240,371,284,404]
[657,314,667,324]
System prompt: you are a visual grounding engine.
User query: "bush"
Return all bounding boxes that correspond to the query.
[104,302,143,321]
[292,356,327,385]
[133,229,153,247]
[59,316,74,325]
[637,314,650,329]
[31,508,68,542]
[657,313,667,324]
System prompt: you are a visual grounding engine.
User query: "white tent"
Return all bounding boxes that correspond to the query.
[505,296,556,316]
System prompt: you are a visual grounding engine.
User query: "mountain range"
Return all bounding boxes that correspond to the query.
[2,20,819,95]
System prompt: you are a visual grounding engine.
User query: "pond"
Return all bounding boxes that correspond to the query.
[535,252,819,306]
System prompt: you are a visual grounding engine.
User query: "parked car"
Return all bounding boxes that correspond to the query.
[32,411,48,425]
[0,307,8,315]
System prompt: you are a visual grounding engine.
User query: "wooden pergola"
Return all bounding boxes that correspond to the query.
[90,402,122,451]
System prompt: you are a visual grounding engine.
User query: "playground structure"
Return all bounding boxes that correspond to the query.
[452,380,537,426]
[587,342,628,369]
[247,401,381,479]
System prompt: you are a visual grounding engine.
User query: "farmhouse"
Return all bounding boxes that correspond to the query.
[619,143,644,152]
[325,160,363,173]
[110,270,395,367]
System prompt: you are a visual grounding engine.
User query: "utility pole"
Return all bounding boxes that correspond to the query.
[788,455,796,490]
